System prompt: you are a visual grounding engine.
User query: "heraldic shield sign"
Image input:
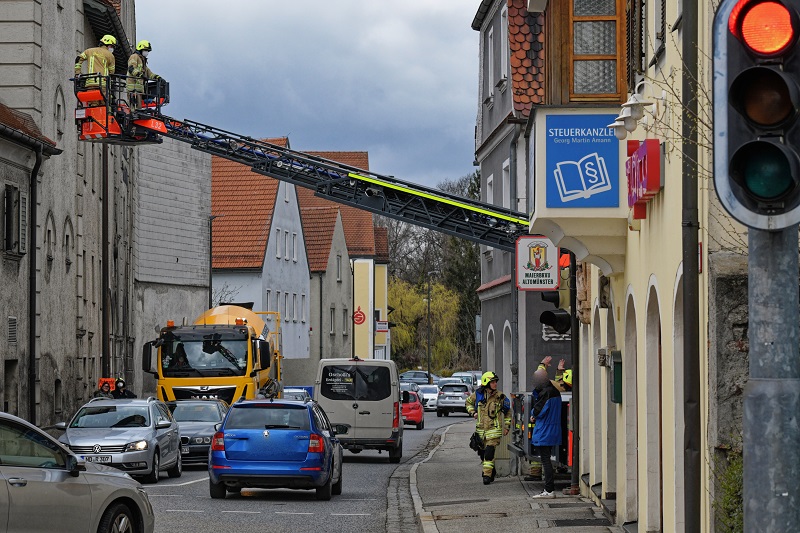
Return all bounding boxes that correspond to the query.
[515,235,560,291]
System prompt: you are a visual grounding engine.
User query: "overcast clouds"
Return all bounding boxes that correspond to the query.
[134,1,480,188]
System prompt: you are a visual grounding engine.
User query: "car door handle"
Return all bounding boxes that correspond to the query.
[358,410,370,415]
[8,478,27,487]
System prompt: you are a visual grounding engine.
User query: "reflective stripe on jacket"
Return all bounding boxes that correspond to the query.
[75,46,115,76]
[466,387,511,440]
[126,52,156,93]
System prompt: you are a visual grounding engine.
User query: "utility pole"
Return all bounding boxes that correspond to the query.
[426,270,438,384]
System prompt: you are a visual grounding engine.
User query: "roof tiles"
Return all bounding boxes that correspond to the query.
[508,0,545,114]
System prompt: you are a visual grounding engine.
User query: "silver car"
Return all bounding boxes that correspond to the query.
[417,384,440,411]
[436,382,472,417]
[0,410,154,533]
[57,397,182,484]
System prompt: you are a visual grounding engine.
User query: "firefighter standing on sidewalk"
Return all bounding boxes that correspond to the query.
[466,371,511,485]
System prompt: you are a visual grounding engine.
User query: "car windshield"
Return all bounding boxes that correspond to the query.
[70,406,151,428]
[320,365,391,401]
[418,385,438,394]
[168,403,222,422]
[225,405,310,430]
[160,334,249,378]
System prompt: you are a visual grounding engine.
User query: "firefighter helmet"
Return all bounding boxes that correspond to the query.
[136,40,152,51]
[115,378,126,389]
[562,369,573,386]
[481,371,499,386]
[100,34,117,46]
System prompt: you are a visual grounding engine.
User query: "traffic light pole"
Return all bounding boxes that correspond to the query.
[744,226,800,530]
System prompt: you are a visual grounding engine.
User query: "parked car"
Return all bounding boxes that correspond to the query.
[400,381,421,393]
[399,370,439,385]
[57,397,182,483]
[417,384,440,411]
[209,399,343,500]
[451,371,480,388]
[437,382,472,417]
[0,410,156,533]
[283,388,312,401]
[436,377,465,388]
[401,391,425,429]
[165,399,228,465]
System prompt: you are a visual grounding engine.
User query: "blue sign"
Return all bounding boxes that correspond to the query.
[545,115,619,208]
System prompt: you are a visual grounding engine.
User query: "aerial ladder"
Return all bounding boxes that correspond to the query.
[73,74,530,251]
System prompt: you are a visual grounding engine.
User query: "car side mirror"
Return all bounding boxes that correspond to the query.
[53,421,67,430]
[214,423,222,431]
[65,454,86,477]
[156,420,172,429]
[402,391,410,404]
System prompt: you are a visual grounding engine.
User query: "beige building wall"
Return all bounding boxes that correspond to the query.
[352,258,374,358]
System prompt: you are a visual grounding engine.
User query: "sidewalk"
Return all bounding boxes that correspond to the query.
[410,420,623,532]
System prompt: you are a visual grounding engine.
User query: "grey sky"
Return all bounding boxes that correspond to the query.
[134,1,480,188]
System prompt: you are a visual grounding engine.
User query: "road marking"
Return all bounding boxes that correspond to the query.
[275,512,314,515]
[331,513,371,516]
[166,510,204,513]
[222,511,261,514]
[145,494,184,497]
[341,498,378,501]
[154,477,207,487]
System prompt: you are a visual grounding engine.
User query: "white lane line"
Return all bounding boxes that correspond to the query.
[157,477,207,487]
[221,511,261,514]
[145,494,184,497]
[275,512,314,515]
[331,513,371,516]
[341,498,378,501]
[166,510,204,513]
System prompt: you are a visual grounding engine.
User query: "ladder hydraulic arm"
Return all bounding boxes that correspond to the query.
[153,115,530,251]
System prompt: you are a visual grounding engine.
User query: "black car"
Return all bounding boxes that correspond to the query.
[166,399,229,465]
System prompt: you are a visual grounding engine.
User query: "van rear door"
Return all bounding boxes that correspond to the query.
[349,363,394,441]
[317,364,359,439]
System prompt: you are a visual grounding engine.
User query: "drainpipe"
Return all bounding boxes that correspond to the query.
[510,122,521,394]
[28,145,43,425]
[102,144,111,378]
[682,0,701,530]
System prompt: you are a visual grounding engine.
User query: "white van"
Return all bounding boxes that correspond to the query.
[314,357,403,463]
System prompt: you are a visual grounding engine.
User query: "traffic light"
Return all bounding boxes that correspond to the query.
[539,262,571,334]
[714,0,800,230]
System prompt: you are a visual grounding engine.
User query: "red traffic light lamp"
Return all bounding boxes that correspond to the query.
[714,0,800,230]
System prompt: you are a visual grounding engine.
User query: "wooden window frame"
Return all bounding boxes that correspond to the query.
[569,0,623,102]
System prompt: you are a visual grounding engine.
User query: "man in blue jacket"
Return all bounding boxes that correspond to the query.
[530,369,562,498]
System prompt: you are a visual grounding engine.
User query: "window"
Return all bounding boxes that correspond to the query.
[499,5,509,89]
[336,255,342,281]
[275,228,281,258]
[284,183,290,203]
[265,289,271,312]
[301,294,306,323]
[284,292,289,318]
[502,159,511,209]
[569,0,621,100]
[330,307,336,335]
[486,174,494,205]
[292,293,297,322]
[319,364,391,401]
[276,291,281,315]
[4,185,27,255]
[342,308,349,336]
[626,0,646,88]
[292,233,297,262]
[651,0,666,66]
[0,420,66,468]
[486,27,495,92]
[284,230,289,260]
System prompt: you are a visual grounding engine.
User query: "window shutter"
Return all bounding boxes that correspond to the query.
[18,192,27,254]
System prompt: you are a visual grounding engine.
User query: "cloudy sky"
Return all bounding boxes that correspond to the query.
[134,1,480,188]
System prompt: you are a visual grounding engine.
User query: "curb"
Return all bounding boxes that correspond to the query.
[411,423,453,533]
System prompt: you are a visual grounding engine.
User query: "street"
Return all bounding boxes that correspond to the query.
[144,410,467,533]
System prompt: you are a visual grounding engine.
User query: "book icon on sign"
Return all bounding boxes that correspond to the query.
[553,152,611,202]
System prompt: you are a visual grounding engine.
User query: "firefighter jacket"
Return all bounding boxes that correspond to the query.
[75,46,115,77]
[530,380,562,447]
[126,52,157,93]
[466,386,511,440]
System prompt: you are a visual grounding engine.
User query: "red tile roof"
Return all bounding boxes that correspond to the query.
[0,101,57,147]
[374,226,389,264]
[212,157,278,269]
[300,206,339,272]
[508,0,545,114]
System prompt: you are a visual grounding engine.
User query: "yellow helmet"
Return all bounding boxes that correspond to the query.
[562,369,573,386]
[100,34,117,46]
[481,371,499,386]
[136,40,152,52]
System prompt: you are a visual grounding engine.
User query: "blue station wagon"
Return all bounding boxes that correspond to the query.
[208,399,343,500]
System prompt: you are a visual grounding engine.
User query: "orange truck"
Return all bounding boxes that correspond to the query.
[142,305,282,403]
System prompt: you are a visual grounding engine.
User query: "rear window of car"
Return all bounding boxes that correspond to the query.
[441,384,468,393]
[225,404,310,430]
[320,364,392,402]
[418,385,438,394]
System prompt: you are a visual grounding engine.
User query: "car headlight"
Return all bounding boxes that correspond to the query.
[192,436,212,444]
[124,440,149,452]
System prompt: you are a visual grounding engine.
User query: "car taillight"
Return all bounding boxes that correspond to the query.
[462,392,469,398]
[438,391,444,396]
[392,402,400,429]
[308,434,325,453]
[211,431,225,451]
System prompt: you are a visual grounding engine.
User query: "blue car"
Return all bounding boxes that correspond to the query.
[208,399,343,500]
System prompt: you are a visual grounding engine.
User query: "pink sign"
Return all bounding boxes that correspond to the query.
[626,139,662,220]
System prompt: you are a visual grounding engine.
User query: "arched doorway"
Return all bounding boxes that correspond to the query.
[645,284,663,531]
[487,327,496,373]
[502,322,512,390]
[623,294,639,523]
[605,304,618,499]
[673,274,685,530]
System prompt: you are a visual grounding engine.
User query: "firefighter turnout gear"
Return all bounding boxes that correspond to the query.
[466,384,511,484]
[127,46,158,109]
[75,45,115,78]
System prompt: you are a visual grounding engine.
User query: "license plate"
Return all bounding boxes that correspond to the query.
[448,395,460,399]
[181,446,190,454]
[83,455,111,463]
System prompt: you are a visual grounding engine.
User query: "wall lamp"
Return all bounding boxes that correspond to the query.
[608,80,665,140]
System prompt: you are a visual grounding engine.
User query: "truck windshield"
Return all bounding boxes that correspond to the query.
[161,338,249,377]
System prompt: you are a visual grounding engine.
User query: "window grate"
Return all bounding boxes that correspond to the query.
[8,316,17,346]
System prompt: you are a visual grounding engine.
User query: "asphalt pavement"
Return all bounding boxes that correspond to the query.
[410,420,624,532]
